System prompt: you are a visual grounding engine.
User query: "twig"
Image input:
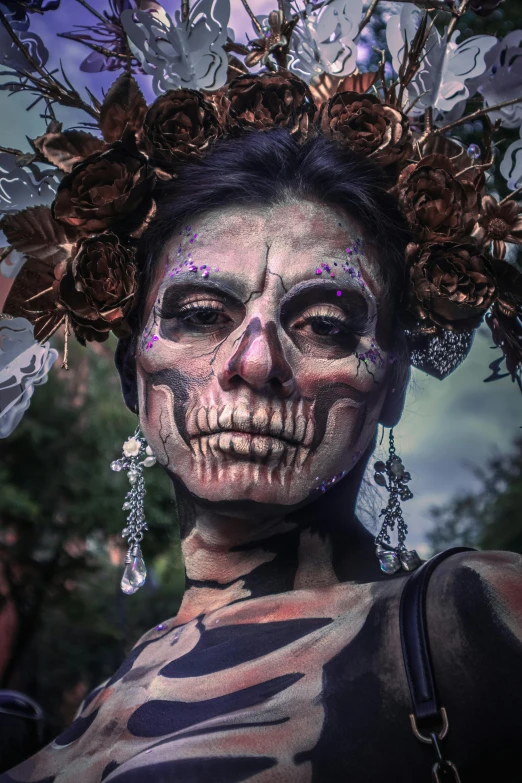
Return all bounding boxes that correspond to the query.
[446,0,470,39]
[57,33,130,62]
[0,9,99,120]
[225,39,250,56]
[240,0,264,36]
[455,158,494,179]
[0,144,24,157]
[61,313,70,370]
[417,106,433,145]
[434,96,522,135]
[0,7,58,87]
[0,246,13,263]
[182,0,190,23]
[499,186,522,205]
[357,0,380,38]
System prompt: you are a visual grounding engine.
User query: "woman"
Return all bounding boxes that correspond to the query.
[2,128,521,783]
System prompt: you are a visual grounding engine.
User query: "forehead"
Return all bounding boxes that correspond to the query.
[161,200,382,288]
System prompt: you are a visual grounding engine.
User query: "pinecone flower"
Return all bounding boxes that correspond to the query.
[472,196,522,260]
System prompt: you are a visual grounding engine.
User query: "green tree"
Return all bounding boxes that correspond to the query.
[427,436,522,555]
[0,336,184,733]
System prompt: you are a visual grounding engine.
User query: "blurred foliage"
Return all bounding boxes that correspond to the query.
[427,435,522,555]
[0,334,184,736]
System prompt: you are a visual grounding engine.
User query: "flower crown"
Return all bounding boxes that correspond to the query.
[1,0,521,392]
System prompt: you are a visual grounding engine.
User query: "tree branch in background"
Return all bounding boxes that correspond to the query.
[240,0,264,36]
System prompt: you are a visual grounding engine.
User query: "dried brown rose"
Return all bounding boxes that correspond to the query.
[472,195,522,260]
[52,136,156,237]
[406,241,497,331]
[317,91,412,168]
[56,232,137,344]
[139,89,220,171]
[223,71,315,138]
[397,154,478,243]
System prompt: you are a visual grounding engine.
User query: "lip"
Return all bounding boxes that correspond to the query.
[192,430,311,466]
[188,402,314,448]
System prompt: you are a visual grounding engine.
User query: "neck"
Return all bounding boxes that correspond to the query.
[173,448,381,624]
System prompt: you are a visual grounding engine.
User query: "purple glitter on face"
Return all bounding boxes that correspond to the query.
[309,470,347,495]
[316,268,322,275]
[156,623,166,631]
[146,335,159,350]
[336,290,342,296]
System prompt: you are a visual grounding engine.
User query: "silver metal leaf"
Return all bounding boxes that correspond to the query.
[121,0,230,94]
[0,153,61,246]
[387,7,495,115]
[500,126,522,189]
[0,316,58,439]
[286,0,363,84]
[478,30,522,129]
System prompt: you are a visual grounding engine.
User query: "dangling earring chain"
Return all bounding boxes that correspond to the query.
[110,426,156,594]
[373,429,421,575]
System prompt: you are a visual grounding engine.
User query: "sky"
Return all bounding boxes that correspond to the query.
[1,0,520,554]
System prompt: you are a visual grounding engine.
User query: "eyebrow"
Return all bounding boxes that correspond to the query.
[279,277,374,305]
[158,274,251,307]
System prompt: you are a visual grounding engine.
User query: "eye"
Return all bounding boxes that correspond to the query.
[158,296,236,341]
[179,303,231,328]
[288,303,367,358]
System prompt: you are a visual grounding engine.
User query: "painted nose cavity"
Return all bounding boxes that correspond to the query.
[220,318,295,396]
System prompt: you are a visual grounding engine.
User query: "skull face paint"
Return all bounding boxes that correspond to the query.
[136,201,393,508]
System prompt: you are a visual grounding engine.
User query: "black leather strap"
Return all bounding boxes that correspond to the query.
[399,547,476,728]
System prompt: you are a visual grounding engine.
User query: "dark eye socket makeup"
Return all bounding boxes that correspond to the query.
[156,277,372,355]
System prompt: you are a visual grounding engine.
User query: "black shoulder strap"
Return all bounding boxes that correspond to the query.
[399,546,475,727]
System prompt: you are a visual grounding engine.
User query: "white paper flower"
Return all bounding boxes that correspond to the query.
[285,0,363,83]
[0,249,26,280]
[500,126,522,189]
[123,437,141,457]
[386,6,496,116]
[0,316,58,439]
[478,30,522,129]
[121,0,229,95]
[0,152,61,246]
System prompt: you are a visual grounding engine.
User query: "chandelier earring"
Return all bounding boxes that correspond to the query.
[110,426,157,594]
[373,429,421,575]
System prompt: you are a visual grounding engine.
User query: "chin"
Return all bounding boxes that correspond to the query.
[168,432,353,507]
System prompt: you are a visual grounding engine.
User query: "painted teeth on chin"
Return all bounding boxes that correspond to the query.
[252,407,269,430]
[208,433,220,458]
[208,407,219,432]
[218,431,233,453]
[294,414,306,443]
[196,407,208,434]
[296,446,308,468]
[283,400,295,441]
[284,445,296,468]
[200,436,209,457]
[218,404,233,430]
[231,433,251,455]
[270,409,283,436]
[303,418,314,447]
[233,403,250,430]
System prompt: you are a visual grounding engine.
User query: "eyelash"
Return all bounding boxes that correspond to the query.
[295,306,368,335]
[158,300,226,320]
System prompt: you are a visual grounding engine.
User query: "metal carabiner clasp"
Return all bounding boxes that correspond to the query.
[409,706,449,744]
[432,760,462,783]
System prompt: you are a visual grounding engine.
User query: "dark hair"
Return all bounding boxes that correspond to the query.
[132,128,411,336]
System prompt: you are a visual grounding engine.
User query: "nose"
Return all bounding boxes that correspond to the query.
[218,318,295,397]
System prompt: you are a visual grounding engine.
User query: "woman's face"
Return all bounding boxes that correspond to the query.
[136,200,395,510]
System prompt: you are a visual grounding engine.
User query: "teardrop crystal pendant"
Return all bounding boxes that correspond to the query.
[376,546,401,575]
[121,545,147,595]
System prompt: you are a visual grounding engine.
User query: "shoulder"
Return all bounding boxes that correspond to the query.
[428,549,522,640]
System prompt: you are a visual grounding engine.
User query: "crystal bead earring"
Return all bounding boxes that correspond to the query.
[110,426,156,594]
[373,429,421,575]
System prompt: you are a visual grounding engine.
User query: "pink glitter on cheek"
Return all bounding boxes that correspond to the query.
[146,335,159,350]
